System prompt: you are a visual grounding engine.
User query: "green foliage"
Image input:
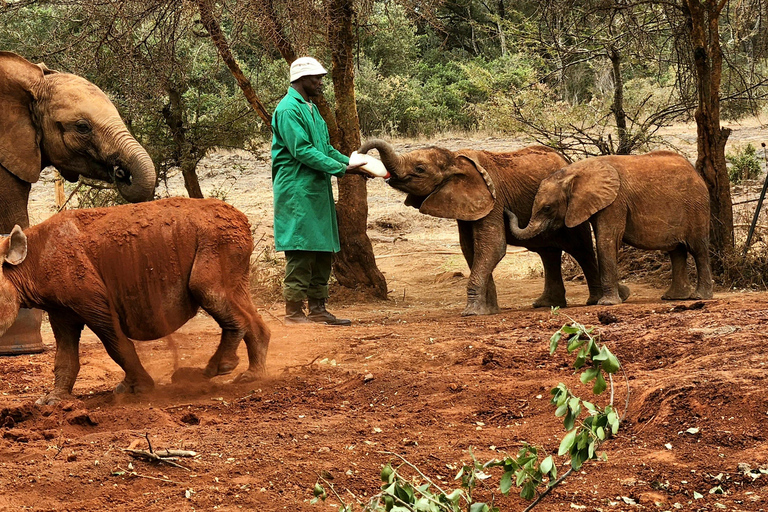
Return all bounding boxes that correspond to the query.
[726,143,763,184]
[548,312,621,470]
[312,455,499,511]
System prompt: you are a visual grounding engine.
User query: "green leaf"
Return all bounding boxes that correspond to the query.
[580,366,599,383]
[555,403,568,417]
[607,409,620,435]
[564,410,575,431]
[381,464,395,483]
[444,489,462,503]
[470,504,490,512]
[602,352,620,374]
[592,371,607,395]
[539,455,553,474]
[561,324,580,334]
[414,498,434,511]
[521,481,536,500]
[558,429,577,456]
[596,426,606,440]
[515,468,528,486]
[567,334,584,353]
[499,470,513,495]
[549,331,561,354]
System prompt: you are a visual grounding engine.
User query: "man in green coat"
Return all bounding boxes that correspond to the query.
[271,57,364,326]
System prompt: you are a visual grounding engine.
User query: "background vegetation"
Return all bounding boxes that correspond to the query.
[2,0,768,285]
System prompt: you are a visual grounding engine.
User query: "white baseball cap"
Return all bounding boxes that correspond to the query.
[290,57,328,82]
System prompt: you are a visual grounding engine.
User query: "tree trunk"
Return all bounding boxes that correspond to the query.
[609,46,630,155]
[326,0,388,298]
[162,86,204,198]
[684,0,733,270]
[196,0,272,128]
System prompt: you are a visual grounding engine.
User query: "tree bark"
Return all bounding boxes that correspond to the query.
[196,0,272,127]
[325,0,388,298]
[162,86,204,198]
[684,0,733,269]
[608,46,630,155]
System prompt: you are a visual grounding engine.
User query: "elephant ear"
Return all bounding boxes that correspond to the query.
[1,225,27,266]
[564,161,620,228]
[417,153,496,221]
[0,51,43,183]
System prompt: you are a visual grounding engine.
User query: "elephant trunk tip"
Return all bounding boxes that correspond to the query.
[506,209,534,240]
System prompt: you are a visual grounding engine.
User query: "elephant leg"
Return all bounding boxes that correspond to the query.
[662,245,693,300]
[88,319,155,395]
[562,224,603,305]
[459,220,503,316]
[198,288,270,383]
[594,223,624,305]
[532,248,567,308]
[37,312,85,405]
[690,240,713,300]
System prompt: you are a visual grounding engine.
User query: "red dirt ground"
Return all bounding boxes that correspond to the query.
[1,272,767,511]
[4,125,768,511]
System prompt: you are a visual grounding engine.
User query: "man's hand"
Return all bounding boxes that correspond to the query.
[345,162,372,178]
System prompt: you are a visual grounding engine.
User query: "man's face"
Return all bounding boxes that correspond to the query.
[303,74,324,96]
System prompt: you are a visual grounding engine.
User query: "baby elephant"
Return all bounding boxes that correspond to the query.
[508,151,713,305]
[0,197,270,405]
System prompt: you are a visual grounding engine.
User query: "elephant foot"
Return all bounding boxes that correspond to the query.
[532,295,567,309]
[461,302,500,316]
[690,286,713,300]
[232,369,264,384]
[203,355,240,379]
[618,284,631,301]
[114,378,155,395]
[588,285,630,305]
[171,367,212,384]
[661,287,693,301]
[597,295,623,306]
[36,390,71,406]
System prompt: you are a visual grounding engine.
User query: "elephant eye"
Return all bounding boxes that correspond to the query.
[414,165,426,174]
[74,120,92,134]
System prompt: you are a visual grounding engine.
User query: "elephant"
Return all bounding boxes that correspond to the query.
[358,139,626,316]
[507,151,713,305]
[0,51,156,354]
[0,198,270,405]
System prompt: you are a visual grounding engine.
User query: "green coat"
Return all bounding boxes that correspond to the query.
[271,87,349,252]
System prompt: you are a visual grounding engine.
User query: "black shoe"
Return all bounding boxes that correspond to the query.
[307,298,351,326]
[285,301,312,325]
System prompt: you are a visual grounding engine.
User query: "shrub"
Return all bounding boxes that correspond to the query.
[726,143,763,184]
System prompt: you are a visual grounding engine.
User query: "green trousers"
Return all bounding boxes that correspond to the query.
[283,250,333,302]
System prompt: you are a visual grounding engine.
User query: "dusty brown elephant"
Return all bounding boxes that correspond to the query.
[508,151,713,305]
[0,51,156,354]
[358,139,627,316]
[0,198,270,405]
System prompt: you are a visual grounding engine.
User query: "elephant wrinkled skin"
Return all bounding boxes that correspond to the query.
[508,151,713,305]
[359,139,614,316]
[0,198,270,405]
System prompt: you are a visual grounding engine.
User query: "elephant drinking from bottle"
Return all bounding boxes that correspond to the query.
[358,139,623,316]
[0,51,156,353]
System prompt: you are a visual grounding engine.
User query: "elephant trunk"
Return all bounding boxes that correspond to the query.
[113,134,156,203]
[358,139,403,179]
[507,210,544,240]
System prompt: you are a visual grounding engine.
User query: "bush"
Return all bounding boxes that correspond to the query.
[726,143,763,184]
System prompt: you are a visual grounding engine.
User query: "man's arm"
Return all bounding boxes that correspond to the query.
[275,110,346,176]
